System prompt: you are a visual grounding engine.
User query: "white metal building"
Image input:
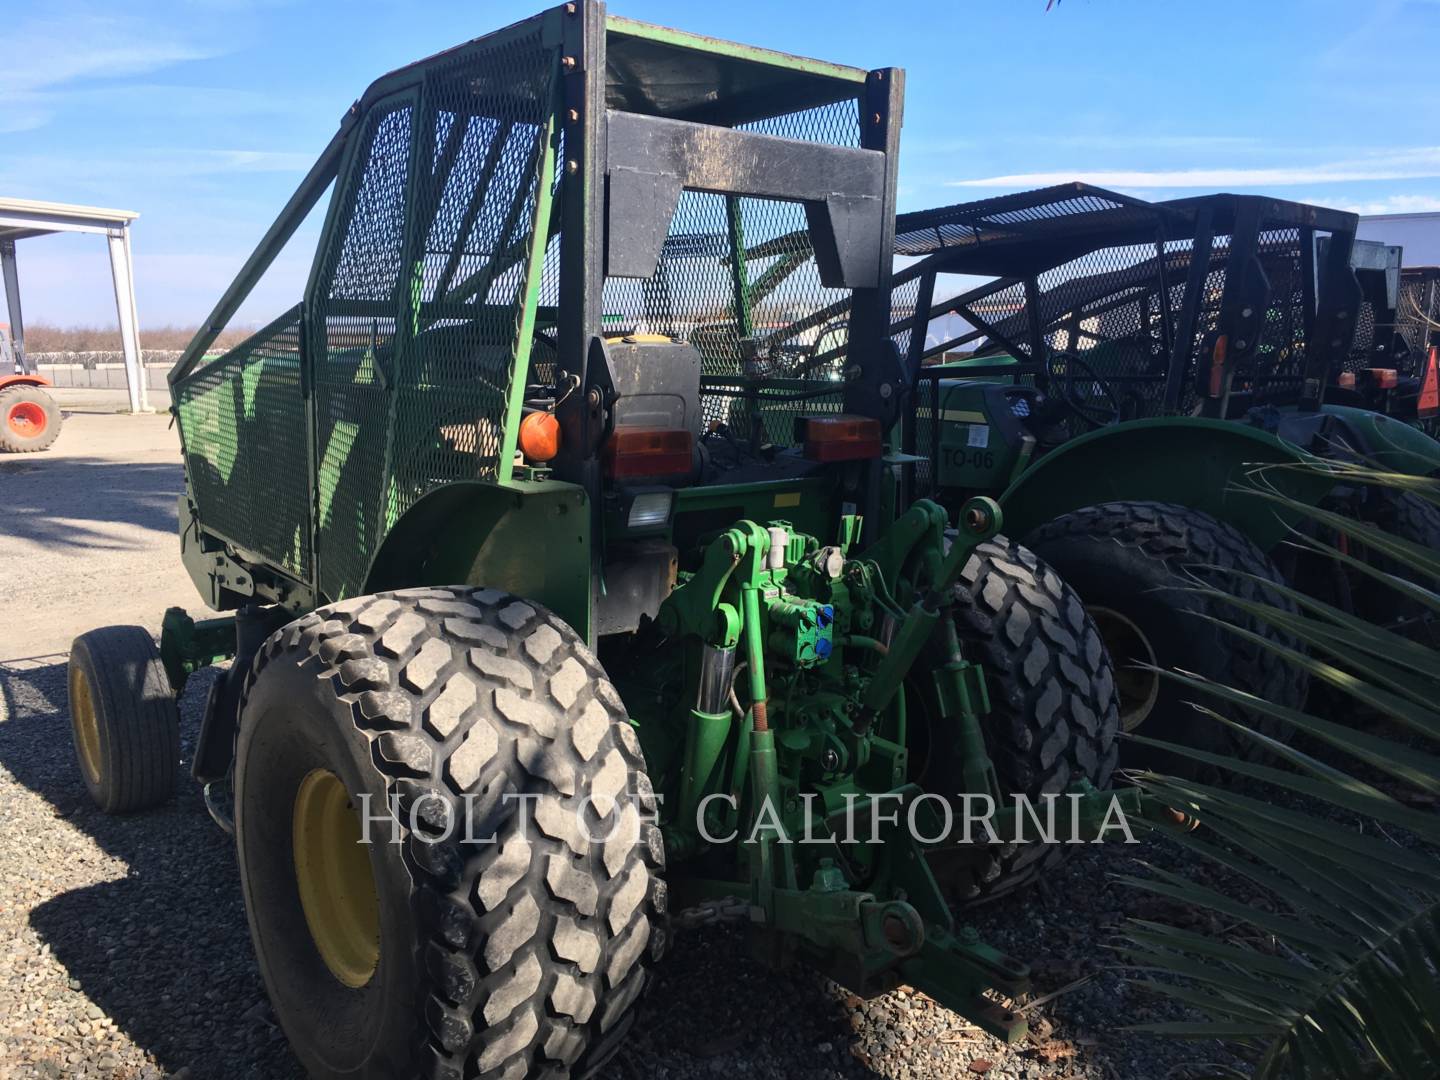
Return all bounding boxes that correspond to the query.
[0,197,148,412]
[1359,211,1440,267]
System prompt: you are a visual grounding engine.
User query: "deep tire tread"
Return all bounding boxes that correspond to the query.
[943,536,1121,903]
[239,587,665,1080]
[1027,501,1307,768]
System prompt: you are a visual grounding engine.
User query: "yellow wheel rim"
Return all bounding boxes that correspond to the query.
[69,663,103,786]
[292,768,381,988]
[1090,606,1160,733]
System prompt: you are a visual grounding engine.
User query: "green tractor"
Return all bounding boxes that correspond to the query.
[886,184,1440,768]
[63,7,1161,1076]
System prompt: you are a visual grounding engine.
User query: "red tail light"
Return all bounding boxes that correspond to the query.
[604,427,692,479]
[798,415,882,462]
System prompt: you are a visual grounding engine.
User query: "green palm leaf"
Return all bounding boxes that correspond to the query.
[1119,463,1440,1079]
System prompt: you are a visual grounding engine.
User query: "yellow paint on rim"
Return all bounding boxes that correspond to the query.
[1089,606,1160,733]
[69,663,102,786]
[292,768,381,988]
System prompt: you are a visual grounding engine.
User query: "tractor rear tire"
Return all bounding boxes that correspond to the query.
[1352,488,1440,643]
[1026,501,1306,780]
[67,626,181,813]
[927,536,1121,905]
[234,587,666,1080]
[0,384,62,452]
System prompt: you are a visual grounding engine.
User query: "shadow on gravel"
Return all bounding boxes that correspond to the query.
[0,656,303,1078]
[0,458,181,551]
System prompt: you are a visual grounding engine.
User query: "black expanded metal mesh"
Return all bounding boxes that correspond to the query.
[174,306,311,579]
[1396,269,1440,377]
[602,98,861,446]
[311,31,555,600]
[894,184,1155,258]
[946,220,1313,422]
[1242,227,1308,401]
[889,267,923,363]
[910,370,940,497]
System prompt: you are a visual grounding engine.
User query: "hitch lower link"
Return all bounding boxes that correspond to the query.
[738,498,1044,1042]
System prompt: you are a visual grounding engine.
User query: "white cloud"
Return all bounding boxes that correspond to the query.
[1020,134,1264,152]
[0,9,223,131]
[1339,194,1440,216]
[948,147,1440,189]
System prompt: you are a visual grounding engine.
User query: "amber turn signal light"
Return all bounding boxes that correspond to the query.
[518,411,561,462]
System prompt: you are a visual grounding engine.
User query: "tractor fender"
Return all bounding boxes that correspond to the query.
[1315,403,1440,477]
[997,417,1333,553]
[363,479,593,641]
[0,373,53,391]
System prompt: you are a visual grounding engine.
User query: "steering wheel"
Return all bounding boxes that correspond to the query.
[1048,350,1122,428]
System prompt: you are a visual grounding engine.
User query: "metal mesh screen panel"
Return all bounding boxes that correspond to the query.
[1348,300,1378,372]
[953,221,1315,422]
[311,33,555,600]
[894,185,1155,258]
[174,306,311,579]
[889,269,922,363]
[1241,228,1307,402]
[1396,270,1439,378]
[602,98,860,448]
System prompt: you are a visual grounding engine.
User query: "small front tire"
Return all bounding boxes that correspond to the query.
[67,626,181,813]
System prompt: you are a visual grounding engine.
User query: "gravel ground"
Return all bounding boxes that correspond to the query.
[0,412,1231,1079]
[0,655,1229,1080]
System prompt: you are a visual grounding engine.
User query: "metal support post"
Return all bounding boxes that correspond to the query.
[1,238,31,375]
[107,226,148,412]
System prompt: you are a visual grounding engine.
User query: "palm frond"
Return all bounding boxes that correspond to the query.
[1120,462,1440,1079]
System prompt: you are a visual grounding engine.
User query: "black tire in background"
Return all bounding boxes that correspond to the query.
[923,536,1121,904]
[1352,487,1440,643]
[1026,502,1307,780]
[0,384,62,452]
[66,626,181,813]
[235,587,666,1080]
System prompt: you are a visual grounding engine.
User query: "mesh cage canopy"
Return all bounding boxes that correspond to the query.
[173,22,560,603]
[893,183,1160,260]
[601,98,862,446]
[169,5,895,611]
[311,30,556,600]
[894,192,1352,429]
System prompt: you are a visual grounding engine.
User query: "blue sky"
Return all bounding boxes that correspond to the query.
[3,0,1439,329]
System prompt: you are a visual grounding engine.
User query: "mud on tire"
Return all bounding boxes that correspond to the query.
[925,536,1120,905]
[234,587,667,1080]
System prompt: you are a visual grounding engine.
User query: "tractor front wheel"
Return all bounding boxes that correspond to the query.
[1026,501,1306,779]
[0,384,62,452]
[66,626,181,812]
[234,587,665,1080]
